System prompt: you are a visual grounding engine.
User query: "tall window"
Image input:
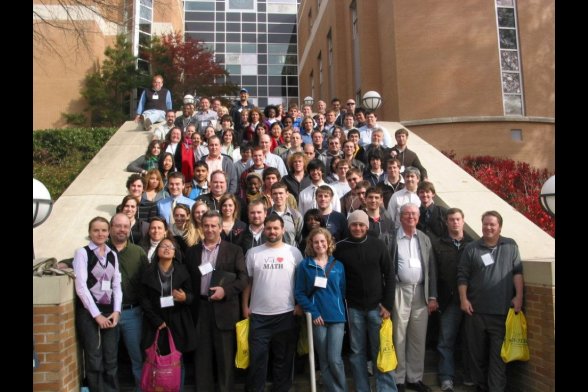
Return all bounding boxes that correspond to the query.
[495,0,524,115]
[310,70,315,101]
[327,30,334,99]
[350,1,361,97]
[318,51,323,100]
[135,0,153,73]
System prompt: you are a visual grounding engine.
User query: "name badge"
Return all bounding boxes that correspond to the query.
[409,257,422,269]
[101,280,111,291]
[314,276,328,288]
[160,296,174,308]
[400,165,406,173]
[199,263,214,275]
[481,253,494,266]
[152,93,159,100]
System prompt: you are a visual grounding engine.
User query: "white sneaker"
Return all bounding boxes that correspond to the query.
[441,380,454,391]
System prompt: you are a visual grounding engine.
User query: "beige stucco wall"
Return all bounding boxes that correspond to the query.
[33,0,185,130]
[33,20,107,130]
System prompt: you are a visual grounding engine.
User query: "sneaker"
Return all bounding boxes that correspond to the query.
[463,379,476,387]
[143,117,152,131]
[406,380,432,392]
[441,380,454,391]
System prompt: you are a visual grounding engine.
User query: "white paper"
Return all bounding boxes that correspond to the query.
[101,280,111,291]
[160,295,174,308]
[199,263,214,275]
[481,253,494,266]
[314,276,328,288]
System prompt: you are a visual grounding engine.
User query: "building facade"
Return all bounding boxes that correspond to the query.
[33,0,184,130]
[297,0,555,170]
[184,0,299,108]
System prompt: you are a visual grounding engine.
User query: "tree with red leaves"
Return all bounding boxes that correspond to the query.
[146,32,238,108]
[443,152,555,237]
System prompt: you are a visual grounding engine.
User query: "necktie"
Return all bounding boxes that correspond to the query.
[170,199,177,224]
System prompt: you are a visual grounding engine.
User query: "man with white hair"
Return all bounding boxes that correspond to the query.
[258,134,288,177]
[392,203,437,392]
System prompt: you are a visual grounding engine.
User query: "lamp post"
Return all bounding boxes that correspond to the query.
[33,178,53,259]
[303,96,314,106]
[362,90,383,111]
[539,175,555,217]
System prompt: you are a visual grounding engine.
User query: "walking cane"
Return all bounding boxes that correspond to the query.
[305,312,317,392]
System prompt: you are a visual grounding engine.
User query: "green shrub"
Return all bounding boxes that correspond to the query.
[33,127,117,199]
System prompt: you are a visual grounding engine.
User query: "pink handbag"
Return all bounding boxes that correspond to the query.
[140,328,182,392]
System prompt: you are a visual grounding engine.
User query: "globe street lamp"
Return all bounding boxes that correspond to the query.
[303,96,314,106]
[539,175,555,217]
[362,91,383,111]
[33,178,53,259]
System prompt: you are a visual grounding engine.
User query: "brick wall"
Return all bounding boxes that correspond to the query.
[33,301,80,392]
[507,284,555,392]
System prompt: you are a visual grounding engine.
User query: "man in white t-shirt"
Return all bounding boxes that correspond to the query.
[241,215,303,392]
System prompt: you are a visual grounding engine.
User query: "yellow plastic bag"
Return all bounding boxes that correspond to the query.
[377,318,398,372]
[297,321,309,356]
[501,308,530,363]
[235,319,250,369]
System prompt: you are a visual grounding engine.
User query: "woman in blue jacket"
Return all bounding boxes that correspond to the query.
[295,227,347,392]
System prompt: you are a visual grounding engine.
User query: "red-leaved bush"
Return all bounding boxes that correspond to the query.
[442,151,555,237]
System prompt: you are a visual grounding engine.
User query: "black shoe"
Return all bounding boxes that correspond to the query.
[396,384,406,392]
[406,380,432,392]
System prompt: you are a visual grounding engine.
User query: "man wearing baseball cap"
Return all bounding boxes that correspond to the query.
[333,210,398,392]
[231,87,254,129]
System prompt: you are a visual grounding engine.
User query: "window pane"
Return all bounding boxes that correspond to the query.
[140,0,153,7]
[243,43,257,53]
[242,65,258,75]
[500,51,519,71]
[185,2,215,11]
[268,23,296,33]
[242,54,257,64]
[504,95,522,115]
[499,29,517,49]
[267,4,297,13]
[267,14,296,23]
[139,23,151,34]
[225,54,241,64]
[226,64,241,74]
[502,73,521,94]
[497,0,513,6]
[497,8,515,28]
[140,6,152,20]
[242,23,256,32]
[227,43,241,53]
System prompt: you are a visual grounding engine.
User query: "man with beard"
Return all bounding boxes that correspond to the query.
[241,215,304,392]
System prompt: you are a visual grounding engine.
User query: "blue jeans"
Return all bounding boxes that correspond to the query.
[347,307,397,392]
[118,306,143,388]
[313,323,347,392]
[437,302,469,383]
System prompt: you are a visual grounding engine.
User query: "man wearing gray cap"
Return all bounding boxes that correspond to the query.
[231,88,254,129]
[333,210,398,392]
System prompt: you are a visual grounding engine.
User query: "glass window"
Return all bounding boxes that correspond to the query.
[241,64,257,75]
[504,95,522,115]
[502,73,521,94]
[226,64,241,74]
[225,54,241,64]
[242,23,257,32]
[267,34,293,43]
[227,43,241,53]
[227,13,240,21]
[287,86,298,97]
[243,43,257,53]
[243,76,258,85]
[499,29,517,49]
[227,33,241,42]
[268,23,296,34]
[228,75,241,84]
[242,33,257,42]
[268,14,296,23]
[242,54,257,64]
[227,23,241,32]
[500,51,519,71]
[227,0,256,11]
[243,13,256,22]
[269,76,285,85]
[139,23,151,34]
[140,0,153,6]
[267,4,297,13]
[139,31,151,47]
[191,32,214,42]
[140,6,152,20]
[497,8,515,27]
[185,2,215,11]
[269,86,286,95]
[258,55,268,64]
[189,11,215,21]
[215,32,226,41]
[258,65,268,75]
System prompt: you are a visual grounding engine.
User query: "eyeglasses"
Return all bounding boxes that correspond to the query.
[159,245,175,250]
[346,102,355,105]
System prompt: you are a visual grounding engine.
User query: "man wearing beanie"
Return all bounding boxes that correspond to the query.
[333,210,398,392]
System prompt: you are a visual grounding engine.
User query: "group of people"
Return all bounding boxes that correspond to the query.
[71,76,525,392]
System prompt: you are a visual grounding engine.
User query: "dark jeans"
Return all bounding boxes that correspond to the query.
[247,312,297,392]
[195,298,235,392]
[76,308,119,392]
[465,313,507,392]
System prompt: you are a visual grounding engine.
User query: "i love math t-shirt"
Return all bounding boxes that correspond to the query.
[246,243,303,315]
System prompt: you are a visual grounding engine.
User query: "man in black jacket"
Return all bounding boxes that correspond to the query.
[185,211,248,392]
[333,210,397,392]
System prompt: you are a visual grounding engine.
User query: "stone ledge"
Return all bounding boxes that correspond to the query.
[33,275,75,305]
